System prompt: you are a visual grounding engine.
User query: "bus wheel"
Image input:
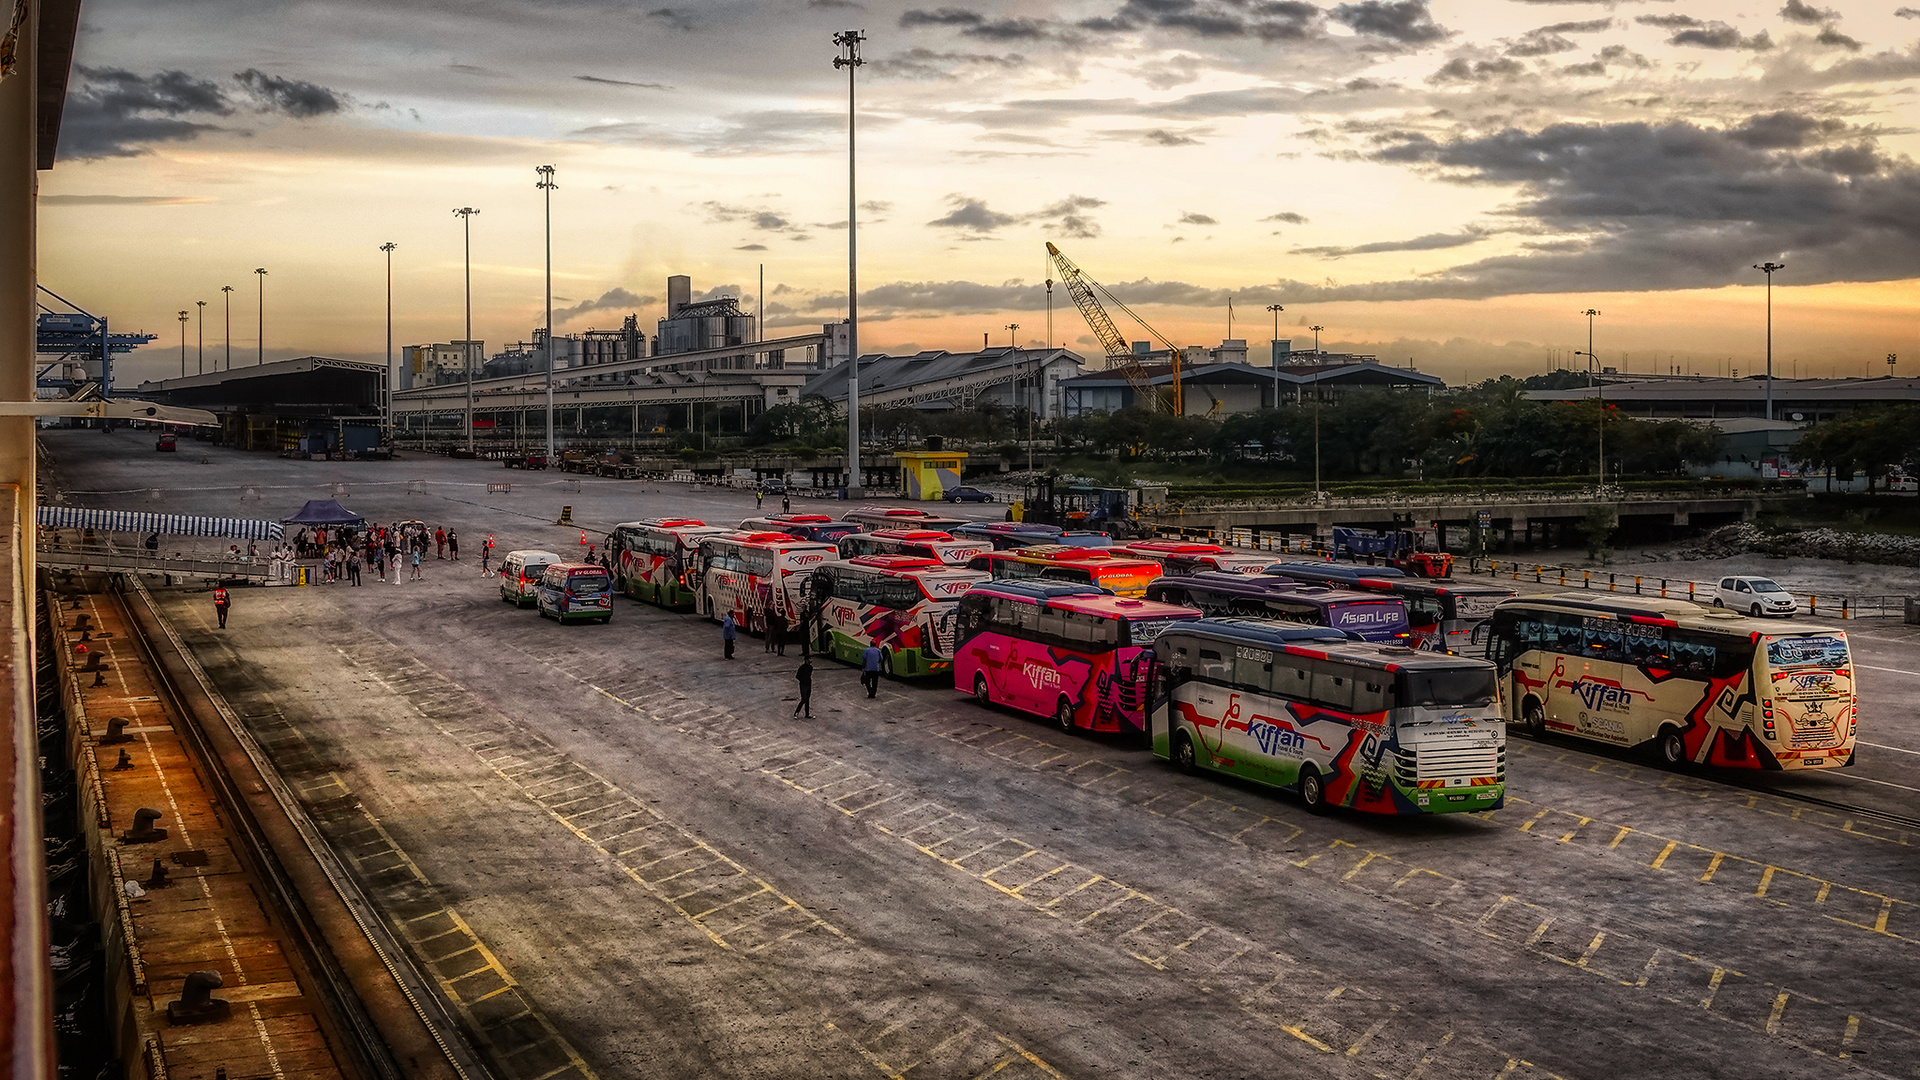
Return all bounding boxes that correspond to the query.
[1055,698,1078,735]
[1171,733,1199,775]
[1522,699,1547,738]
[973,674,992,706]
[880,650,894,678]
[1299,767,1328,813]
[1657,727,1687,768]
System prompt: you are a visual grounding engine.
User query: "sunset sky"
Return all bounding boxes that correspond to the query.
[37,0,1920,387]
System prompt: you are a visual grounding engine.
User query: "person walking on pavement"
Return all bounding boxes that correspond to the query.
[447,530,460,560]
[346,550,362,586]
[793,657,814,718]
[861,643,882,698]
[769,609,788,657]
[410,548,423,580]
[722,613,737,660]
[212,584,231,629]
[435,527,447,559]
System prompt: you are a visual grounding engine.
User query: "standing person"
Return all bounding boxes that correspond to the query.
[763,605,778,654]
[721,613,736,660]
[346,549,361,586]
[793,657,813,719]
[782,493,791,514]
[768,609,787,657]
[447,530,460,561]
[410,548,423,580]
[861,643,882,698]
[756,489,765,510]
[435,527,446,559]
[212,584,230,629]
[389,548,401,584]
[481,542,493,575]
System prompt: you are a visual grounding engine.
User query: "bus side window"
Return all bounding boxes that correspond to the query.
[1409,598,1443,626]
[1198,648,1232,683]
[967,555,992,572]
[1312,665,1357,712]
[1234,655,1273,695]
[1353,679,1389,714]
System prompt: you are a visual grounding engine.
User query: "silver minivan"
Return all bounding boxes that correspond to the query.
[500,549,563,608]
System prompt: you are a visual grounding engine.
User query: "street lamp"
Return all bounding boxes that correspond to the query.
[253,268,267,365]
[454,207,481,452]
[177,310,189,377]
[1754,262,1784,420]
[834,28,866,499]
[1266,303,1284,408]
[195,300,206,374]
[1309,324,1323,357]
[537,165,558,463]
[381,242,397,443]
[1888,353,1897,377]
[1581,307,1604,486]
[220,286,233,370]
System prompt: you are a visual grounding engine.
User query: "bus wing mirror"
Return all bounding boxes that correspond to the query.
[1471,623,1491,647]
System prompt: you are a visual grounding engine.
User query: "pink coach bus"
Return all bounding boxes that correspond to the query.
[953,581,1202,736]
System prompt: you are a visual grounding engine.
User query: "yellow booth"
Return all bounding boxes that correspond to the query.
[894,449,969,501]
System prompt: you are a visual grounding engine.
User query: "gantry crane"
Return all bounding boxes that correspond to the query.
[1046,242,1183,414]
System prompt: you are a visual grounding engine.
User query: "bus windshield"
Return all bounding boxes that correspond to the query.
[567,571,611,593]
[1397,668,1499,708]
[1451,593,1506,621]
[1766,635,1849,669]
[1125,617,1184,645]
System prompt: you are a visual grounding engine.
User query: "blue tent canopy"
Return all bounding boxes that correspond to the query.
[282,499,364,526]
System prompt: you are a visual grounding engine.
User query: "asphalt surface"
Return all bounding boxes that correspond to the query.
[43,429,1920,1080]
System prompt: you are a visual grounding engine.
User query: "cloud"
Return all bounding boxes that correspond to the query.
[233,69,344,117]
[571,109,852,155]
[925,193,1106,238]
[703,200,814,238]
[1899,7,1920,17]
[1778,0,1835,25]
[59,67,232,159]
[1635,14,1701,28]
[575,75,673,90]
[1635,17,1773,50]
[1429,56,1527,83]
[928,196,1019,231]
[40,194,214,206]
[735,243,769,251]
[900,6,1071,41]
[1539,18,1612,34]
[1144,128,1200,146]
[1262,212,1309,224]
[1815,27,1862,50]
[808,0,864,7]
[1292,228,1491,257]
[1329,1,1449,45]
[1178,211,1217,226]
[900,7,985,27]
[869,47,1023,80]
[1077,0,1324,42]
[555,287,657,324]
[1505,31,1576,56]
[646,8,698,31]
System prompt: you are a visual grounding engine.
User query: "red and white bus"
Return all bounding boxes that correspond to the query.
[692,531,839,633]
[807,555,991,677]
[838,528,990,567]
[1116,540,1273,576]
[953,581,1203,735]
[966,545,1163,598]
[606,518,731,610]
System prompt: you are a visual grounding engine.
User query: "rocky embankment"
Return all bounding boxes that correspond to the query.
[1665,523,1920,565]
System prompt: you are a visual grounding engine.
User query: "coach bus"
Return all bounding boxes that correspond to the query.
[1261,563,1512,654]
[1482,594,1856,770]
[966,546,1163,598]
[842,505,970,532]
[954,582,1203,735]
[606,518,732,610]
[1117,540,1273,576]
[1151,619,1506,814]
[837,528,991,567]
[1145,574,1412,643]
[692,532,839,634]
[806,555,990,677]
[953,521,1066,549]
[738,513,864,545]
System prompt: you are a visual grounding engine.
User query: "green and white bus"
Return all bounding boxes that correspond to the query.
[1151,618,1507,814]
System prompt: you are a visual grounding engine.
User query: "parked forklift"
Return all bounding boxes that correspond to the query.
[1331,514,1453,578]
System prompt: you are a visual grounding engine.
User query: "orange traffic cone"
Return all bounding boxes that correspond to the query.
[579,531,588,545]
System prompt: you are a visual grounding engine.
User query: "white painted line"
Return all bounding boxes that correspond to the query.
[1840,774,1920,795]
[1855,664,1920,676]
[1859,741,1920,757]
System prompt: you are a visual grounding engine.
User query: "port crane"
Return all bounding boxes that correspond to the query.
[1046,242,1183,414]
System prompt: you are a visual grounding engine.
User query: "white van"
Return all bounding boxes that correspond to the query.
[500,549,563,607]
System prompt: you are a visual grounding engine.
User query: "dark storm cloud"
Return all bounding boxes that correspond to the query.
[60,67,232,159]
[1077,0,1324,42]
[575,75,673,89]
[1343,113,1920,299]
[1291,228,1490,257]
[1779,0,1836,25]
[555,287,657,323]
[234,69,344,117]
[1328,0,1448,45]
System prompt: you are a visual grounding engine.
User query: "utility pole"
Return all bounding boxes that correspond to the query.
[1580,307,1603,486]
[221,285,233,370]
[177,311,188,377]
[381,242,397,445]
[1753,262,1783,421]
[834,29,866,499]
[195,300,205,374]
[253,268,267,365]
[1266,303,1284,408]
[537,166,557,463]
[454,207,480,452]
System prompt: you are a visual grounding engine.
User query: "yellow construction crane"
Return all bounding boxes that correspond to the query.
[1046,242,1183,415]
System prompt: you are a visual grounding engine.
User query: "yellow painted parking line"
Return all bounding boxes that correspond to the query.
[1575,931,1606,967]
[1840,1016,1859,1057]
[1280,1025,1337,1053]
[1700,968,1726,1009]
[1766,992,1789,1035]
[1699,853,1726,883]
[1649,841,1678,869]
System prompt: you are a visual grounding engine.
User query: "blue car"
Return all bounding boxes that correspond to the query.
[945,486,994,503]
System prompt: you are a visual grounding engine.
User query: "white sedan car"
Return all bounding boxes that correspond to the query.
[1712,576,1798,617]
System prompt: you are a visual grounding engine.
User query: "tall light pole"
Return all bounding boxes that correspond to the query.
[1754,262,1783,421]
[1308,325,1325,497]
[1309,324,1323,356]
[537,166,557,463]
[834,29,866,499]
[1266,303,1284,408]
[1582,307,1603,485]
[195,300,206,374]
[177,311,189,377]
[253,268,267,365]
[220,286,233,370]
[380,242,397,443]
[454,207,480,452]
[1890,353,1898,377]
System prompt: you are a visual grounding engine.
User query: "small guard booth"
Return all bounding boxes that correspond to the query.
[893,449,969,501]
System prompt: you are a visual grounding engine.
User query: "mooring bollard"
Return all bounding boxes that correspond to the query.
[1660,579,1667,598]
[1688,582,1695,601]
[1634,576,1642,595]
[1809,595,1817,616]
[1608,573,1616,592]
[1841,599,1850,619]
[1583,571,1591,589]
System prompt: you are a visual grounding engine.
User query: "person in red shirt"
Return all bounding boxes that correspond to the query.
[435,527,447,559]
[212,585,231,629]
